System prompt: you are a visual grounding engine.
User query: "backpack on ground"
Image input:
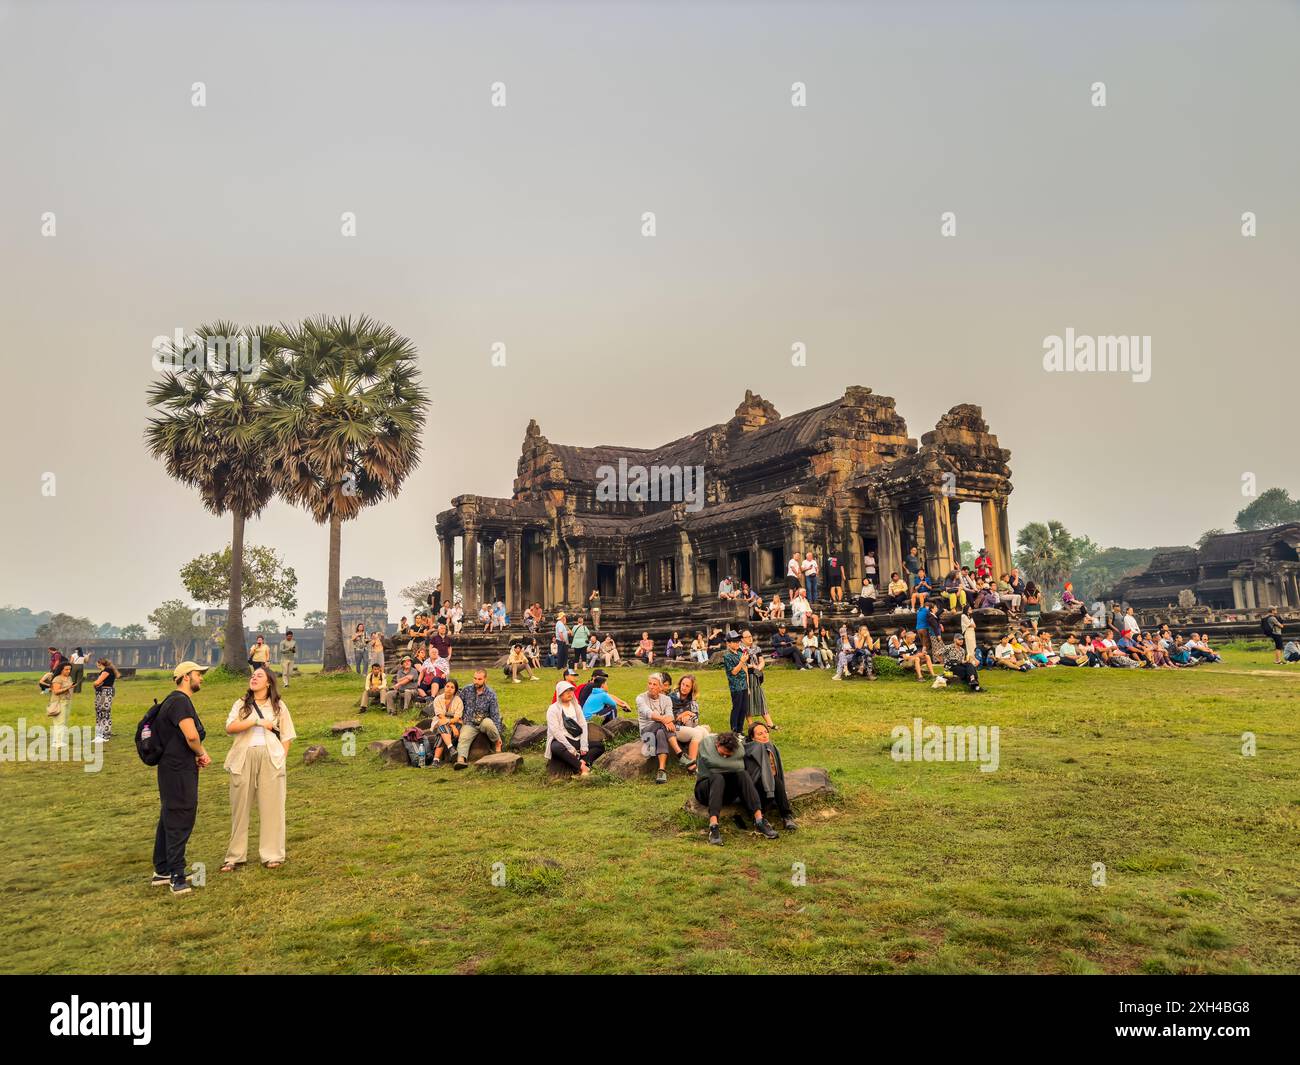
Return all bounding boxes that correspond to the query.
[135,698,167,766]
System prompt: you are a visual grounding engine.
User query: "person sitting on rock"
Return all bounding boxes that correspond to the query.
[899,630,937,681]
[359,663,387,711]
[637,671,686,784]
[744,723,798,831]
[545,681,603,776]
[428,678,464,768]
[456,668,504,768]
[385,655,424,714]
[853,578,877,616]
[694,731,779,846]
[581,672,631,725]
[690,631,709,663]
[668,673,709,770]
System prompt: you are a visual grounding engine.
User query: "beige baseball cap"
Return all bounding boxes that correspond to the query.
[172,661,210,680]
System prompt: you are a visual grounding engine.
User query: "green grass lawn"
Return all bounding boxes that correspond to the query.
[1,649,1297,974]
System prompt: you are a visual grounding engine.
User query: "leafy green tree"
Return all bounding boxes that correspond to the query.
[260,316,428,670]
[255,618,281,635]
[147,600,207,666]
[1197,528,1226,549]
[180,543,299,615]
[119,623,147,640]
[145,323,284,672]
[1014,520,1080,598]
[95,622,121,638]
[400,577,438,613]
[0,607,54,639]
[302,610,327,629]
[1234,488,1300,531]
[34,613,97,648]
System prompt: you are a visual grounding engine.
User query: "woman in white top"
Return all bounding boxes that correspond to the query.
[220,666,297,871]
[790,590,809,629]
[545,681,603,775]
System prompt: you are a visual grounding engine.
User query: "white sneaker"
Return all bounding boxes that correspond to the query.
[513,679,521,684]
[831,674,841,681]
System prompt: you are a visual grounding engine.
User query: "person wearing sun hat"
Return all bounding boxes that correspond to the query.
[150,661,212,895]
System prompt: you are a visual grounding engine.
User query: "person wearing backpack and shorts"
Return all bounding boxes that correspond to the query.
[1262,607,1285,664]
[147,662,212,895]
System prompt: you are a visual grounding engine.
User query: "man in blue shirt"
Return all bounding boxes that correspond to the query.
[581,674,630,724]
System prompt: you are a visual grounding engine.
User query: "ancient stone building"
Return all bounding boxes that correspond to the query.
[1112,523,1300,612]
[435,387,1013,619]
[340,576,389,633]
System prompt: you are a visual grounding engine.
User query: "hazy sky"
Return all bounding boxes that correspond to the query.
[1,0,1296,629]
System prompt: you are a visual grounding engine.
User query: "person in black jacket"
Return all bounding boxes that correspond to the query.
[744,723,797,831]
[151,662,213,895]
[770,625,797,664]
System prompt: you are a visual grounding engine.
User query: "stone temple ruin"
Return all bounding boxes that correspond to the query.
[435,387,1013,627]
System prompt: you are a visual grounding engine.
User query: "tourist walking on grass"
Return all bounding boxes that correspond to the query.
[151,662,211,895]
[220,666,297,872]
[351,623,367,673]
[249,634,271,670]
[91,658,119,742]
[46,662,74,749]
[280,630,297,687]
[69,647,87,693]
[1263,607,1285,664]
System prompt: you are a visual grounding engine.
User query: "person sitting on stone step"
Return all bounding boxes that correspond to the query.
[637,672,686,783]
[667,673,708,770]
[744,723,798,831]
[694,731,779,846]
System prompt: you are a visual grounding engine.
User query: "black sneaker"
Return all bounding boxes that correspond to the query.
[756,818,780,840]
[708,825,723,846]
[170,878,192,896]
[150,873,170,887]
[783,817,799,831]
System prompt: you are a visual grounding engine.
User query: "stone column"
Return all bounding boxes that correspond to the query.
[679,532,696,601]
[439,535,454,607]
[1232,577,1246,610]
[922,491,955,580]
[505,532,521,615]
[568,548,586,608]
[481,535,496,605]
[878,504,903,583]
[845,512,862,588]
[981,499,1004,577]
[1244,579,1257,610]
[462,529,480,613]
[996,500,1013,580]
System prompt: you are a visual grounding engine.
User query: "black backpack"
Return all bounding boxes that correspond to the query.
[135,698,168,766]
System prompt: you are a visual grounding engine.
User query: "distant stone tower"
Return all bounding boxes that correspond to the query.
[341,576,389,633]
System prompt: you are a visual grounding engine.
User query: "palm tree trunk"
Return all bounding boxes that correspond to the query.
[223,510,249,671]
[322,511,349,671]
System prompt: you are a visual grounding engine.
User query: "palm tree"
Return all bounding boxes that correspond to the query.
[145,322,281,671]
[259,315,428,671]
[1014,520,1080,600]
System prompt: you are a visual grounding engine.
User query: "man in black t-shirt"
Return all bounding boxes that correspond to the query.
[151,661,211,895]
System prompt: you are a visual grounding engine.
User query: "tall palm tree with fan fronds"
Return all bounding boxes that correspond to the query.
[145,322,283,671]
[259,315,428,671]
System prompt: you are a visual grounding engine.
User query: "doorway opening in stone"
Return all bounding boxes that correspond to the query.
[702,558,718,594]
[729,551,751,588]
[596,563,618,601]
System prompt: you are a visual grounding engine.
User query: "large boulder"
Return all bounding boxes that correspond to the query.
[683,766,835,817]
[508,718,548,751]
[302,745,328,766]
[372,739,410,767]
[331,719,362,735]
[602,718,638,742]
[474,752,523,774]
[600,741,657,781]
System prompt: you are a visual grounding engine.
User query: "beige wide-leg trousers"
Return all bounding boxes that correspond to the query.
[223,745,287,866]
